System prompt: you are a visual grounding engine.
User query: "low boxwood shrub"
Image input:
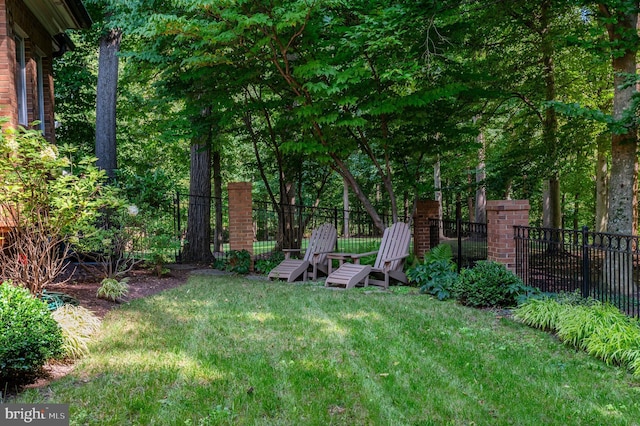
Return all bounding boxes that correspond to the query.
[407,244,458,300]
[453,260,531,308]
[0,282,64,387]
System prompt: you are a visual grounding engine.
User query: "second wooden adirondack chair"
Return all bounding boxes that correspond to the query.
[325,222,411,289]
[268,223,337,282]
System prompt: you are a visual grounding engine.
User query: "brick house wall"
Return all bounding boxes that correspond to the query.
[0,0,54,140]
[0,0,91,142]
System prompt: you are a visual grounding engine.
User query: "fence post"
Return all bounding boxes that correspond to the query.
[413,200,440,259]
[228,182,253,269]
[174,191,182,263]
[581,226,590,298]
[486,200,530,273]
[456,201,462,273]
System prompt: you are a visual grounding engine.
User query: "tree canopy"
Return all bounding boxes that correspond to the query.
[51,0,640,234]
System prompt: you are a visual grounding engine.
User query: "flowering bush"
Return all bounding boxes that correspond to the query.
[0,125,121,294]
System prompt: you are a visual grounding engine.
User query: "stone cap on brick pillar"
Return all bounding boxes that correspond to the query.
[486,200,530,211]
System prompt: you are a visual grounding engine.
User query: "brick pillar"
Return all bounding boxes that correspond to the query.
[413,200,440,259]
[228,182,253,259]
[486,200,530,272]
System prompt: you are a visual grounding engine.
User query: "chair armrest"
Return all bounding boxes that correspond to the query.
[381,253,410,263]
[349,251,378,260]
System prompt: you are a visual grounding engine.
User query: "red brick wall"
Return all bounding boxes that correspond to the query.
[228,182,254,259]
[486,200,530,272]
[0,0,56,141]
[413,199,440,259]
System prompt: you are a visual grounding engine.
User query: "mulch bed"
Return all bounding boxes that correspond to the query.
[47,263,198,319]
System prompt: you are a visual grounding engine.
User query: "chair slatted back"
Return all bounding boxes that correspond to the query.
[373,222,411,272]
[304,223,337,264]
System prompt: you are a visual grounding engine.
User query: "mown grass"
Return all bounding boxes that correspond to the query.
[13,275,640,425]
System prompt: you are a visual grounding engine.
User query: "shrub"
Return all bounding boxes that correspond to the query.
[97,277,129,302]
[255,251,285,275]
[0,282,64,387]
[407,244,458,300]
[0,126,120,296]
[52,305,102,359]
[223,250,252,274]
[452,260,530,308]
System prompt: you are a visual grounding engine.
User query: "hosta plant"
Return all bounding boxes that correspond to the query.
[97,277,129,302]
[407,244,458,300]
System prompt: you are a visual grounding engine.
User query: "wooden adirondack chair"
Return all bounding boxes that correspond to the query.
[325,222,411,289]
[268,223,337,282]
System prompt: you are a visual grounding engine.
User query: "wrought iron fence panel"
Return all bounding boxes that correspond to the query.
[173,192,411,262]
[428,218,487,270]
[515,226,640,317]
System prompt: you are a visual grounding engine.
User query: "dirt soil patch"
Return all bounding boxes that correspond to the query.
[47,263,199,319]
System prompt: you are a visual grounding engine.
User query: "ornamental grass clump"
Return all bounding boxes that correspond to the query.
[556,301,622,350]
[0,282,64,387]
[512,297,567,332]
[514,295,640,378]
[52,304,102,359]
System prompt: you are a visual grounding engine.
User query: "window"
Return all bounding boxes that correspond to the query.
[36,55,45,133]
[14,35,27,126]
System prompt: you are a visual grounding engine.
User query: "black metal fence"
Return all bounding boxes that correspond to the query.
[428,218,487,271]
[515,226,640,317]
[173,192,411,261]
[253,201,398,255]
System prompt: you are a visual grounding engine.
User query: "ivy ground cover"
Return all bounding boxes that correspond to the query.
[13,275,640,425]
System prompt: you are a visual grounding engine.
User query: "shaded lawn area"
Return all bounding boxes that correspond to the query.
[14,275,640,425]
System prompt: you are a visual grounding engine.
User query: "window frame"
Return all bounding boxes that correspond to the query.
[14,34,27,126]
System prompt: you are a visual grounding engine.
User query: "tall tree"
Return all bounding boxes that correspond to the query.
[95,26,121,179]
[596,2,639,236]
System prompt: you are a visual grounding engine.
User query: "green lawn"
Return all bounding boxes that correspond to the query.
[13,275,640,425]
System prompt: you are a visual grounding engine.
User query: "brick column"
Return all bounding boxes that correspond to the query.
[228,182,253,258]
[413,200,440,259]
[486,200,530,272]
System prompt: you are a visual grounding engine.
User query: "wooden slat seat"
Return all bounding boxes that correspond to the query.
[325,222,411,289]
[268,223,337,282]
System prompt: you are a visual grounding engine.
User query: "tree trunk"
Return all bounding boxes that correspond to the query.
[541,0,562,230]
[332,155,385,232]
[212,148,224,254]
[600,5,638,295]
[595,132,609,233]
[276,182,299,251]
[182,126,213,263]
[603,6,638,236]
[95,29,122,180]
[434,157,444,238]
[475,134,486,224]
